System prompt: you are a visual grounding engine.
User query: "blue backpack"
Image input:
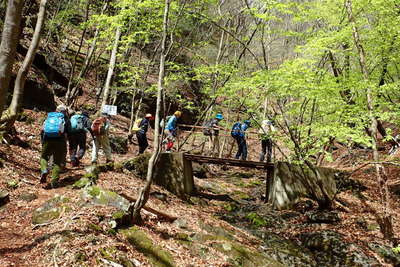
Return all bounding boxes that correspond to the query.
[43,112,66,138]
[231,122,242,138]
[70,114,85,133]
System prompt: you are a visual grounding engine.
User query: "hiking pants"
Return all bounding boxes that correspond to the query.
[235,136,247,160]
[40,138,67,182]
[91,134,112,163]
[163,129,176,151]
[260,138,273,163]
[136,131,148,154]
[69,132,87,163]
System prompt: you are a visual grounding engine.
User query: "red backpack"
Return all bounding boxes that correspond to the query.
[91,117,107,136]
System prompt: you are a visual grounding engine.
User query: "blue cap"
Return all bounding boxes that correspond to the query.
[216,113,223,120]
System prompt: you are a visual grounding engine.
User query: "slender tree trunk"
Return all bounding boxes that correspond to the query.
[100,26,121,110]
[0,0,24,119]
[345,0,393,241]
[65,0,90,105]
[6,0,47,123]
[130,0,170,223]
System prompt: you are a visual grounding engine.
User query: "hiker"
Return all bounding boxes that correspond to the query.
[91,113,113,164]
[259,119,275,163]
[164,111,182,152]
[135,113,154,154]
[202,113,224,156]
[231,120,251,160]
[40,105,71,188]
[69,111,92,166]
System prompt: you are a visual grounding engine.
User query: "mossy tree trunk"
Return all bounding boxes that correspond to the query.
[130,0,170,223]
[0,0,24,120]
[1,0,47,131]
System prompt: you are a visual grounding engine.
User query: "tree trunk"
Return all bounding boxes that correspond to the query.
[6,0,47,123]
[100,26,121,110]
[345,0,394,241]
[65,0,90,105]
[130,0,170,224]
[0,0,24,119]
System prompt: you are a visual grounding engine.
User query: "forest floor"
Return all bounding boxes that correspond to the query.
[0,109,399,266]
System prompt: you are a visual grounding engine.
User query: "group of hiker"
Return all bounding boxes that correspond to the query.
[39,105,275,188]
[40,105,112,188]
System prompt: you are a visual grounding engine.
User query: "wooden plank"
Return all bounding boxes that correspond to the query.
[184,153,273,169]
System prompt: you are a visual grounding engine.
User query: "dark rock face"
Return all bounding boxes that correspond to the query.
[109,136,128,154]
[300,231,376,266]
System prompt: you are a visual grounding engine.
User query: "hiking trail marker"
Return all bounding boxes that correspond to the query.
[102,105,117,115]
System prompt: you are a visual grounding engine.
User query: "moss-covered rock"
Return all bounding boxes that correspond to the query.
[123,153,151,178]
[18,192,38,202]
[369,243,400,266]
[110,135,128,154]
[300,230,377,266]
[82,186,130,211]
[261,232,316,266]
[73,177,92,189]
[121,226,176,267]
[212,241,283,267]
[32,195,70,225]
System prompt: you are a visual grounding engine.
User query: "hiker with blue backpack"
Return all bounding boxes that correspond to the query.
[40,105,71,188]
[231,120,251,160]
[68,111,92,167]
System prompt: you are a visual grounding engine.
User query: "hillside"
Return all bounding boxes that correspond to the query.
[0,109,399,266]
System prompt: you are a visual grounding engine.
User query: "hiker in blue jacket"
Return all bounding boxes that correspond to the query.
[40,105,71,188]
[68,111,92,166]
[164,111,182,151]
[232,120,251,160]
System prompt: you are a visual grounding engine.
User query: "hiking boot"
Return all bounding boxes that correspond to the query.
[40,171,48,183]
[71,160,78,167]
[43,180,58,190]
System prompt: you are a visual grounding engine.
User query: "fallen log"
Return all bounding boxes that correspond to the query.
[118,192,177,223]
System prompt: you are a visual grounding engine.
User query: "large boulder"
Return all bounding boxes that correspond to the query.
[267,162,338,210]
[32,195,70,225]
[300,230,377,266]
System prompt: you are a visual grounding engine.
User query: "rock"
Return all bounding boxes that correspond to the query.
[19,192,38,202]
[123,153,151,178]
[110,136,128,154]
[0,190,10,206]
[260,233,316,266]
[306,211,340,224]
[150,191,167,201]
[81,186,130,212]
[200,181,225,194]
[173,218,188,229]
[334,172,367,192]
[73,177,92,189]
[300,230,376,266]
[369,243,400,266]
[192,163,207,178]
[121,226,176,267]
[267,162,338,210]
[32,195,70,225]
[211,239,282,266]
